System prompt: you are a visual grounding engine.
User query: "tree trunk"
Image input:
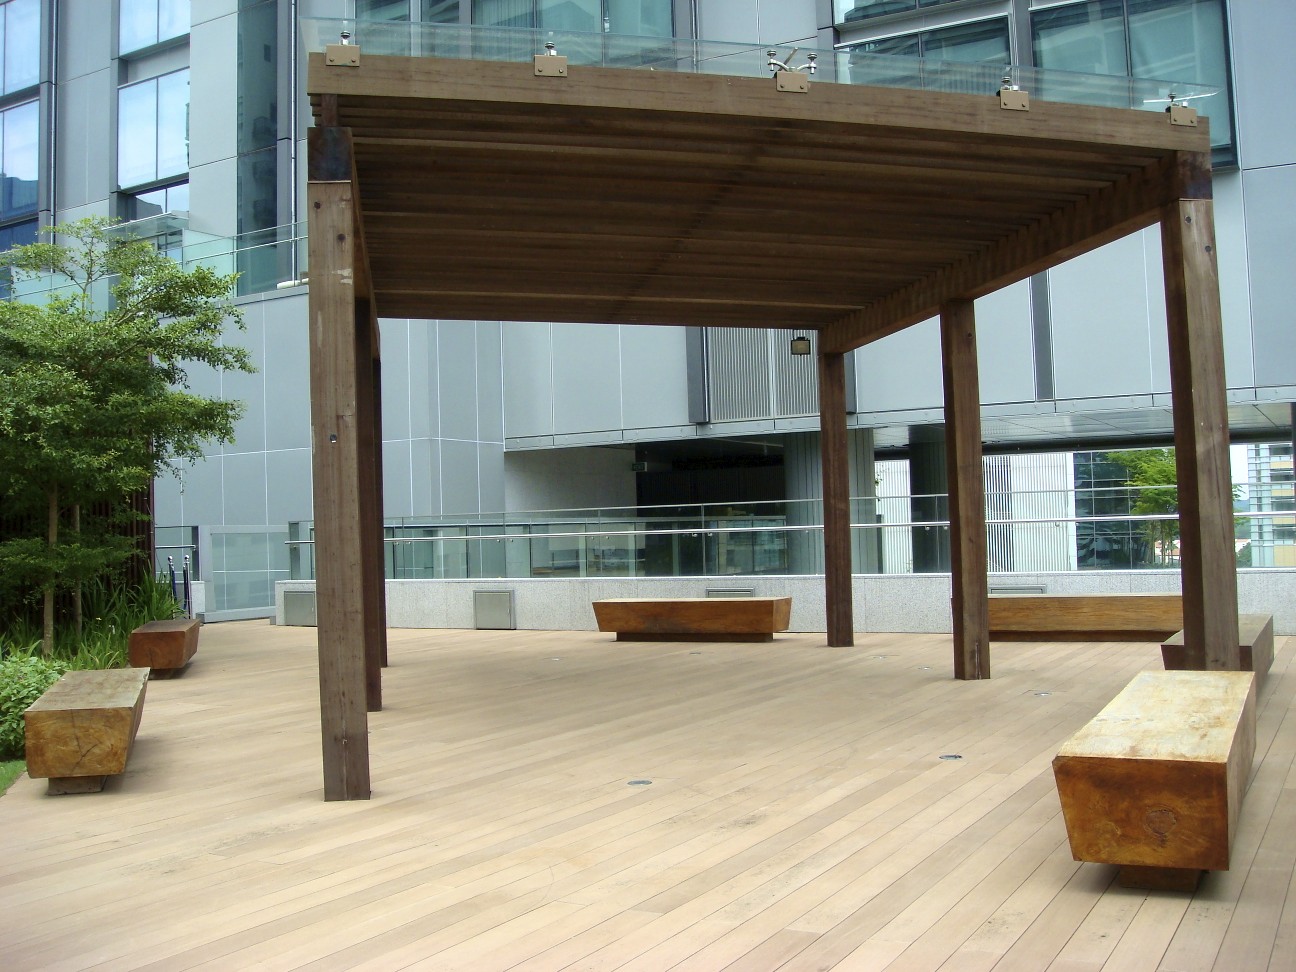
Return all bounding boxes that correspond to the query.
[72,504,83,641]
[43,485,58,657]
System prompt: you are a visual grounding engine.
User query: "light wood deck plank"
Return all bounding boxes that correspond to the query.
[1,624,1292,972]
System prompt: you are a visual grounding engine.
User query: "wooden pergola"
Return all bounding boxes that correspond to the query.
[307,49,1237,800]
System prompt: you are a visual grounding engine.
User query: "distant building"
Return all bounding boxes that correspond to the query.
[4,0,1292,616]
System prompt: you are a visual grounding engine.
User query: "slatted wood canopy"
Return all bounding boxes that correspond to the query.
[307,49,1237,800]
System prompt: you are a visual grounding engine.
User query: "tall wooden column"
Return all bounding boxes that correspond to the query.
[1162,173,1238,670]
[307,123,374,800]
[941,299,989,679]
[818,350,854,647]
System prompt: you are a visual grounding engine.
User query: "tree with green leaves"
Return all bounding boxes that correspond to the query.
[1103,448,1180,567]
[0,218,253,655]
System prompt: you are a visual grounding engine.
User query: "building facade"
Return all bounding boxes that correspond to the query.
[6,0,1294,617]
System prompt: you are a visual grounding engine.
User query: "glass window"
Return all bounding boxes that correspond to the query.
[1128,0,1232,148]
[120,0,190,55]
[838,0,961,26]
[1033,1,1129,77]
[1033,0,1234,158]
[357,0,413,19]
[0,99,38,222]
[920,20,1011,65]
[472,0,534,29]
[125,181,188,220]
[1,0,39,94]
[117,69,190,189]
[356,0,463,21]
[845,19,1009,72]
[538,0,599,33]
[423,0,461,22]
[605,0,671,37]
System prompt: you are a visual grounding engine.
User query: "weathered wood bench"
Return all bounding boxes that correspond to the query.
[988,593,1183,641]
[593,597,792,643]
[24,668,149,794]
[1053,669,1256,890]
[1161,613,1274,689]
[128,617,200,677]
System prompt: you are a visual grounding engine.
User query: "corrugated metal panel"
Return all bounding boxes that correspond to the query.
[985,455,1014,571]
[706,327,771,421]
[772,330,819,417]
[705,328,820,421]
[1004,453,1077,571]
[876,459,913,574]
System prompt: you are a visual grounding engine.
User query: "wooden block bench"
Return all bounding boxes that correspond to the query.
[128,617,200,677]
[988,593,1182,641]
[1162,614,1274,689]
[1052,670,1256,891]
[593,597,792,643]
[24,668,149,794]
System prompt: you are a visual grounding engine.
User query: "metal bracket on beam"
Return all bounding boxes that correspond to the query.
[535,42,568,77]
[998,85,1029,111]
[326,32,360,67]
[768,50,816,93]
[775,71,810,93]
[1168,103,1198,127]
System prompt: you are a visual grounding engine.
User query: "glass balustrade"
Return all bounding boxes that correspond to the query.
[273,484,1295,582]
[300,18,1221,120]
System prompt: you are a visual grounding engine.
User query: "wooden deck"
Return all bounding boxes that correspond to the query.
[3,621,1293,971]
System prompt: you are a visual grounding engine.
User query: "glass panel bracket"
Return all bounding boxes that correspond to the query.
[326,30,360,67]
[998,77,1030,111]
[768,50,817,94]
[1168,103,1198,128]
[535,43,568,78]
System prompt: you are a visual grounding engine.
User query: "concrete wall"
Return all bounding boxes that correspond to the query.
[276,570,1296,636]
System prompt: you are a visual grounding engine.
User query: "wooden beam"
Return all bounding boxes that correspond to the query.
[1162,196,1238,671]
[821,157,1178,354]
[354,298,385,710]
[942,299,989,680]
[308,132,371,801]
[818,351,854,648]
[307,55,1207,156]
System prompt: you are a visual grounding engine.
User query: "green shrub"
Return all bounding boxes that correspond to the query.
[0,653,68,760]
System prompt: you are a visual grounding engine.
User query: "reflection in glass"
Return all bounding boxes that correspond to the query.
[358,0,413,20]
[473,0,534,29]
[606,0,671,36]
[120,0,190,54]
[921,19,1011,65]
[158,0,188,42]
[126,181,188,220]
[1032,0,1127,77]
[424,0,462,22]
[1129,0,1231,148]
[3,0,39,93]
[118,81,158,187]
[1033,0,1233,155]
[120,0,154,52]
[156,70,189,179]
[118,69,189,189]
[1,100,38,220]
[539,0,599,33]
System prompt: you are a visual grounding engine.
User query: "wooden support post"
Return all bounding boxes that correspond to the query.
[354,298,385,710]
[1163,193,1239,670]
[941,299,989,679]
[308,126,371,800]
[818,350,854,647]
[373,351,389,669]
